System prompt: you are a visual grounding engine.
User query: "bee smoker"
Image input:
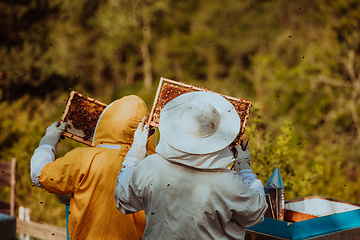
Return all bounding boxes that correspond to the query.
[264,167,285,221]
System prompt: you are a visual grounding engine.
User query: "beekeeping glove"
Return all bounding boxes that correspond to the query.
[122,116,150,170]
[39,121,66,148]
[32,121,65,188]
[233,145,251,173]
[233,145,265,197]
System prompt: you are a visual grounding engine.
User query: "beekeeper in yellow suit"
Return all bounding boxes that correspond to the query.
[30,95,155,240]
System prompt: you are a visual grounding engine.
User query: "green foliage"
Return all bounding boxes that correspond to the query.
[243,0,360,202]
[247,105,299,200]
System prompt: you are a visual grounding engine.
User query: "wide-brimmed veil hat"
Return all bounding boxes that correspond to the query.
[159,91,241,154]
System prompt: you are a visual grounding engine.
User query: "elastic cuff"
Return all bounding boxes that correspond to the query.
[238,169,254,175]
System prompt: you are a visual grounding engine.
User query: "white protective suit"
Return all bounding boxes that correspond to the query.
[115,135,268,240]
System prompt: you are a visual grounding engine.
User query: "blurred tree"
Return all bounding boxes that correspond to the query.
[316,0,360,141]
[0,0,76,101]
[246,0,360,202]
[94,0,171,90]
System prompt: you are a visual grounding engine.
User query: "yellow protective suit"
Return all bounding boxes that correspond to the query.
[39,95,156,240]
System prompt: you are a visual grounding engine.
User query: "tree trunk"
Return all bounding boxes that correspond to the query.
[141,21,152,89]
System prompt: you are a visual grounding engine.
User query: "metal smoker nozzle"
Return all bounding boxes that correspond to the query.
[265,167,285,189]
[264,167,285,221]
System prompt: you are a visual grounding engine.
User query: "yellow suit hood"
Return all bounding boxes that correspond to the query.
[92,95,155,152]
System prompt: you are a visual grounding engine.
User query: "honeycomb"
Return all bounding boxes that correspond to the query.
[61,91,107,145]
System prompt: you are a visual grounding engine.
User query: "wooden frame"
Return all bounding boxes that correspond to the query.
[60,91,108,146]
[148,77,252,146]
[284,210,318,222]
[17,218,66,240]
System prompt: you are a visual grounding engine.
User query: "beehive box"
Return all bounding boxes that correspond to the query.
[148,77,252,147]
[246,195,360,240]
[60,91,107,146]
[0,213,16,240]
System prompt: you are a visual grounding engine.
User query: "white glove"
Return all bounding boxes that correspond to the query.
[233,145,251,173]
[39,121,66,148]
[126,116,150,162]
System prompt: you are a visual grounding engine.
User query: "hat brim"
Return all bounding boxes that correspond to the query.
[159,91,241,154]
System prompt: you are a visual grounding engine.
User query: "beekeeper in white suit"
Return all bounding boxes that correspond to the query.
[115,91,268,240]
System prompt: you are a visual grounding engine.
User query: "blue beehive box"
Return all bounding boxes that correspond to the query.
[246,195,360,239]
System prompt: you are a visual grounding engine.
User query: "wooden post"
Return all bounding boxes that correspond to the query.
[10,158,16,217]
[18,206,30,240]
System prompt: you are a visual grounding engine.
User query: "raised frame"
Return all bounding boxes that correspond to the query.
[148,77,252,147]
[60,91,107,146]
